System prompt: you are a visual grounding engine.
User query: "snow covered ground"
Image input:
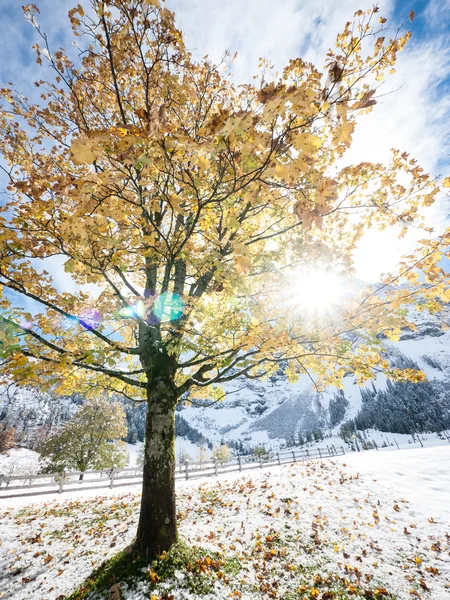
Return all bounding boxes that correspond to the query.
[0,448,42,476]
[0,446,449,599]
[125,442,143,467]
[293,429,450,455]
[334,446,450,524]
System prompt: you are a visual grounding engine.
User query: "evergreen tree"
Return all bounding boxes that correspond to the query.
[228,439,247,455]
[313,429,323,442]
[339,419,355,440]
[253,445,269,458]
[329,391,350,428]
[354,378,450,434]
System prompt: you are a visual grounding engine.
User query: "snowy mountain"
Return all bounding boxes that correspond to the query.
[177,308,450,451]
[0,387,81,448]
[1,306,450,454]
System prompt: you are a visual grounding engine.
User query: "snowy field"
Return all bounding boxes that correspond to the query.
[0,448,42,476]
[334,446,450,524]
[0,446,449,599]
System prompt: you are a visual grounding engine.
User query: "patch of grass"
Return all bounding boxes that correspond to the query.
[65,533,397,600]
[201,490,219,502]
[281,572,397,600]
[221,555,242,576]
[149,540,237,594]
[45,529,67,540]
[65,548,148,600]
[65,540,242,599]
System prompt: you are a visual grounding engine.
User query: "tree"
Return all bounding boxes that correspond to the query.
[196,445,209,466]
[28,424,51,451]
[329,391,349,428]
[136,443,145,468]
[38,397,128,477]
[252,444,269,459]
[0,1,449,558]
[313,428,323,442]
[212,444,232,463]
[177,447,191,467]
[0,423,15,453]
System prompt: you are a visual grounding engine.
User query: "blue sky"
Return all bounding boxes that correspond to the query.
[0,0,449,292]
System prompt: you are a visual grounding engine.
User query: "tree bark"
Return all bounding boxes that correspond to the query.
[134,380,178,558]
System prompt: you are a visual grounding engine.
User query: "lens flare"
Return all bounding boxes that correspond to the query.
[153,292,184,322]
[133,301,145,318]
[290,269,344,314]
[117,301,145,319]
[79,308,101,329]
[115,296,184,322]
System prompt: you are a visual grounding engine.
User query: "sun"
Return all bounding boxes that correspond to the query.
[289,269,345,314]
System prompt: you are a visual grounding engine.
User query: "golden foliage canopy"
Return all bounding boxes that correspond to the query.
[0,1,449,400]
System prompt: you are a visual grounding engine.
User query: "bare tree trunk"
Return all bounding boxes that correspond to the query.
[134,381,177,558]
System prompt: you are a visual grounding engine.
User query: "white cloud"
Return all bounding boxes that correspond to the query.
[169,0,450,279]
[346,19,450,278]
[0,1,76,91]
[348,37,450,174]
[170,0,393,81]
[424,0,450,30]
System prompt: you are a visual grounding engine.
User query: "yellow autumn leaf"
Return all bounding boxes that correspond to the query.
[316,179,338,204]
[293,132,321,154]
[351,89,377,110]
[196,155,210,170]
[234,255,251,274]
[70,141,96,165]
[442,177,450,188]
[337,120,354,147]
[385,328,401,342]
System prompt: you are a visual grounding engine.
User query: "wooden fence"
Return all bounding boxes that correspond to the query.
[0,445,345,499]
